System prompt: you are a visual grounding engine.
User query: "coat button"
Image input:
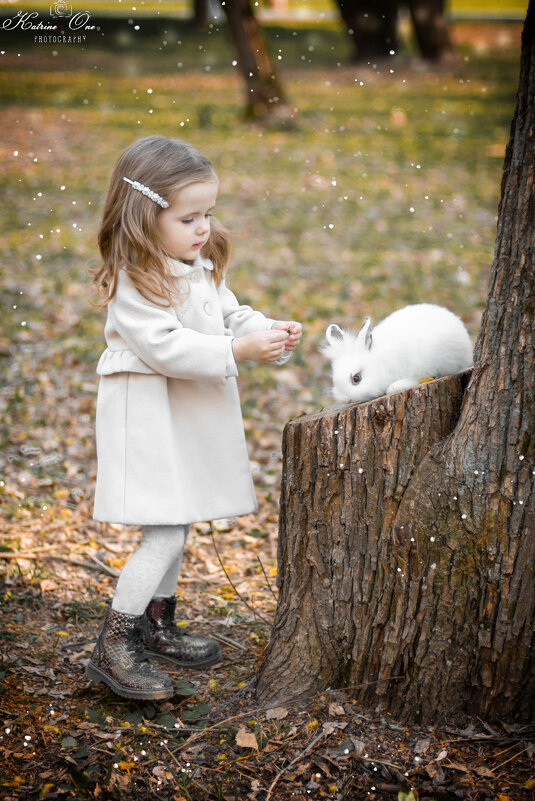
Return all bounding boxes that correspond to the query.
[190,270,202,283]
[204,301,214,315]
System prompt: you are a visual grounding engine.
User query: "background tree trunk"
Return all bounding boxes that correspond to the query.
[193,0,208,29]
[220,0,288,120]
[335,0,452,61]
[257,1,535,723]
[335,0,400,61]
[408,0,453,60]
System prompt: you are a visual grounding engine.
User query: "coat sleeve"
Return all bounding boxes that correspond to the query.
[218,279,274,337]
[104,276,234,381]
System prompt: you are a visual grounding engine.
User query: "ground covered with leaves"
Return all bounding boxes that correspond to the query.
[1,12,534,801]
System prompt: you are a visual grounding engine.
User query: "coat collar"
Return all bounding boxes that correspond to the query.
[168,254,214,277]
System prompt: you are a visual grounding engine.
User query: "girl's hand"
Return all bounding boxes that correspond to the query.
[232,330,289,364]
[271,321,302,351]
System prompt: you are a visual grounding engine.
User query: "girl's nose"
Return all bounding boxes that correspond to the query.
[196,218,210,235]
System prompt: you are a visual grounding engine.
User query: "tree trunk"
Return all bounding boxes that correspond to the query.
[257,1,535,723]
[256,373,472,714]
[193,0,208,29]
[335,0,400,61]
[335,0,452,62]
[408,0,453,60]
[220,0,288,120]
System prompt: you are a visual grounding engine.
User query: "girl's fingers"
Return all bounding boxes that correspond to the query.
[268,330,289,343]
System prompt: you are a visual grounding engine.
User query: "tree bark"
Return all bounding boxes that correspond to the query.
[256,373,471,712]
[220,0,288,120]
[335,0,452,61]
[408,0,453,60]
[193,0,208,29]
[257,1,535,723]
[335,0,400,61]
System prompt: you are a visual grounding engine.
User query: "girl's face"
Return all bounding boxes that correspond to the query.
[156,180,218,263]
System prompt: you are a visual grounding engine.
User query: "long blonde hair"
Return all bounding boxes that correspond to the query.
[94,136,230,306]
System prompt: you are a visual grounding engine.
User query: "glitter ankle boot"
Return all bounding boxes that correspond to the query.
[143,596,221,668]
[86,606,174,699]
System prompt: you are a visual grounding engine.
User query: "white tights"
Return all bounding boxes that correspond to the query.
[111,524,189,616]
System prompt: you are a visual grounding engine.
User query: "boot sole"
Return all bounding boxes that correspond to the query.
[86,662,174,700]
[145,649,221,669]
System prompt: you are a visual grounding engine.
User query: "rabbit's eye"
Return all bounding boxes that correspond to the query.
[351,372,362,385]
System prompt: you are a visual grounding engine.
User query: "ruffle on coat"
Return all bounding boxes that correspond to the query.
[93,255,274,525]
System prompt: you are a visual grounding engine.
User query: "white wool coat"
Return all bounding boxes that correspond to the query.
[93,255,274,525]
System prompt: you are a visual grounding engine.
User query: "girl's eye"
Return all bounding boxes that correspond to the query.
[181,213,212,224]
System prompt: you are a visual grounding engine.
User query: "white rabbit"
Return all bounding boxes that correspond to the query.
[321,303,473,404]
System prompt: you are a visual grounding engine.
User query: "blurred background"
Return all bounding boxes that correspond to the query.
[0,0,526,569]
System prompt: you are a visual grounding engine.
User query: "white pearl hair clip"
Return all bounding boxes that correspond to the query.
[123,177,169,208]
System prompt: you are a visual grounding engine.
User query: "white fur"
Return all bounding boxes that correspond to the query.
[321,303,473,404]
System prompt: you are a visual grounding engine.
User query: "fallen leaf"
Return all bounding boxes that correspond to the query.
[351,738,366,756]
[117,761,135,771]
[265,706,288,720]
[236,725,259,751]
[444,761,470,773]
[425,763,445,784]
[60,736,78,750]
[473,765,495,778]
[152,765,173,781]
[414,737,431,754]
[212,518,232,532]
[328,703,345,716]
[398,790,419,801]
[39,580,58,592]
[323,720,348,734]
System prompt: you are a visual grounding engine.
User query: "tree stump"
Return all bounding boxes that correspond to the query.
[256,373,471,713]
[257,0,535,725]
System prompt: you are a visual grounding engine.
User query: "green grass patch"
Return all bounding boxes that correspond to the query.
[0,22,522,423]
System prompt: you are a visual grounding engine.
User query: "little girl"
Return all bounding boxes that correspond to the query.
[86,135,302,700]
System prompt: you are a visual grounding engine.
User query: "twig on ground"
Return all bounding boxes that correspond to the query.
[89,554,120,577]
[266,729,331,801]
[168,701,303,758]
[210,631,248,651]
[0,545,58,558]
[209,524,271,626]
[257,555,277,600]
[493,744,533,771]
[89,538,124,555]
[0,550,120,577]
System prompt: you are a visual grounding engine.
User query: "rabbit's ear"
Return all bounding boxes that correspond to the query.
[325,324,345,345]
[357,317,373,350]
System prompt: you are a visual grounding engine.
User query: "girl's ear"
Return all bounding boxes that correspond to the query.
[325,324,345,345]
[357,317,373,350]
